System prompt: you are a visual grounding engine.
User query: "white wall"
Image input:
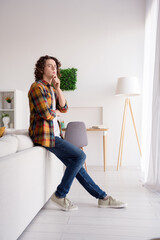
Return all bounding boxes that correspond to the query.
[0,0,145,167]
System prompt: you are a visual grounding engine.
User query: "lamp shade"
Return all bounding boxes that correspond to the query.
[115,77,141,96]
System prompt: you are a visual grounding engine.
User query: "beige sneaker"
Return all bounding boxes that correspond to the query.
[98,196,127,208]
[51,193,78,211]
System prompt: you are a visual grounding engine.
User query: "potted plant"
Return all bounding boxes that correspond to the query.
[1,113,10,128]
[4,95,13,109]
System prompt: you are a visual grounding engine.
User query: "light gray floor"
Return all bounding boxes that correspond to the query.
[18,166,160,240]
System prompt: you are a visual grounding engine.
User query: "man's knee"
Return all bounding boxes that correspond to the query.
[78,150,86,164]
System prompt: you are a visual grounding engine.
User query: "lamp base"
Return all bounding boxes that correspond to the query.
[117,98,142,171]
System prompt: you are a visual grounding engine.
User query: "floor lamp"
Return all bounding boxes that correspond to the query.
[115,77,142,171]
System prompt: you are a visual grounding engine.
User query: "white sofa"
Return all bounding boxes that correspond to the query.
[0,129,63,240]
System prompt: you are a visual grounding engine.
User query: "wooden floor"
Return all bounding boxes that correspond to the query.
[18,166,160,240]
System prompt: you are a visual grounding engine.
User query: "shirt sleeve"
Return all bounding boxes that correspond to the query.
[30,85,56,121]
[56,98,68,113]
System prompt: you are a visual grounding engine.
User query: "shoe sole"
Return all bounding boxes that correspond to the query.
[98,203,127,208]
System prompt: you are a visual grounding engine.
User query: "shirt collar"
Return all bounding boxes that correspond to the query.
[38,79,56,92]
[39,79,51,87]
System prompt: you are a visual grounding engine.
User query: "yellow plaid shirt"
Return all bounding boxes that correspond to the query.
[28,79,68,147]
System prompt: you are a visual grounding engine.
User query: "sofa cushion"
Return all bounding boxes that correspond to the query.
[16,135,34,152]
[0,135,18,157]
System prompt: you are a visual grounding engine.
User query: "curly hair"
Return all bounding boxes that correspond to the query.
[34,55,61,81]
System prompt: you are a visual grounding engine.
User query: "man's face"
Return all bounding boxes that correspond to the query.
[43,59,57,80]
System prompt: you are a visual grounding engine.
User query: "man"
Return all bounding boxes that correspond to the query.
[28,55,127,211]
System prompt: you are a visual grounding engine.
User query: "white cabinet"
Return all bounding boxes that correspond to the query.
[0,89,29,129]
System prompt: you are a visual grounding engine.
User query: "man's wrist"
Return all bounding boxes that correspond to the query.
[56,87,61,94]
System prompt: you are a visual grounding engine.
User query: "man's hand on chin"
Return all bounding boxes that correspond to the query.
[52,76,60,90]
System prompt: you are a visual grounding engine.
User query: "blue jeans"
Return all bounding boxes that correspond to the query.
[43,137,107,199]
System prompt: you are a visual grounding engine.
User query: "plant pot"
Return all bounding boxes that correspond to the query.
[2,116,10,128]
[5,102,12,109]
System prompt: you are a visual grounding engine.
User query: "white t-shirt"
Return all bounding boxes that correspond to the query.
[51,88,60,137]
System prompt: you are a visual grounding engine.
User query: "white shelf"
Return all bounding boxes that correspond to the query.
[0,109,14,111]
[0,90,27,129]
